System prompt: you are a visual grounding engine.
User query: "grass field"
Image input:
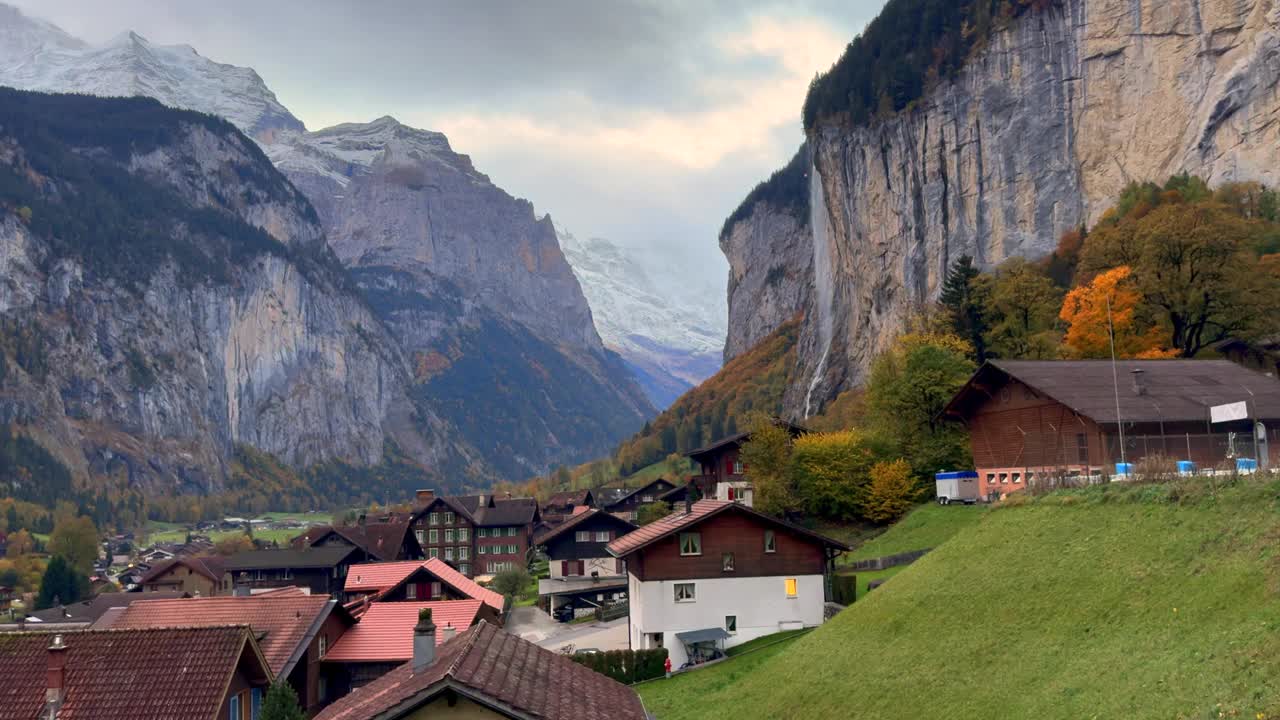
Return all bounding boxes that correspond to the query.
[842,501,988,563]
[637,631,809,717]
[144,511,331,546]
[646,476,1280,719]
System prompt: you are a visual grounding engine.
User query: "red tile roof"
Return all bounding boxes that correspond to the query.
[0,626,269,720]
[345,560,427,594]
[533,508,637,546]
[606,499,850,557]
[415,559,506,613]
[106,594,336,677]
[324,601,482,662]
[314,621,646,720]
[136,555,227,585]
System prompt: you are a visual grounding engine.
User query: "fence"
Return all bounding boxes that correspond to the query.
[595,600,628,622]
[845,548,932,572]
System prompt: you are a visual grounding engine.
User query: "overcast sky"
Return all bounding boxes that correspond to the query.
[14,0,885,298]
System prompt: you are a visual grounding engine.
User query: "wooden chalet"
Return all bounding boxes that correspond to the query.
[686,420,807,505]
[601,478,678,521]
[409,490,540,578]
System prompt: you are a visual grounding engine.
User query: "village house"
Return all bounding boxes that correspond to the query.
[343,557,506,616]
[226,546,363,597]
[601,477,678,521]
[294,517,424,563]
[322,600,490,693]
[539,488,595,527]
[943,359,1280,499]
[314,618,647,720]
[135,555,231,596]
[607,498,847,668]
[534,509,636,619]
[686,420,807,507]
[105,591,355,714]
[0,626,272,720]
[409,490,540,578]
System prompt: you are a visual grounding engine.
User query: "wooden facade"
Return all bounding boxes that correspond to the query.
[541,512,635,577]
[603,479,678,520]
[411,493,538,577]
[626,511,827,583]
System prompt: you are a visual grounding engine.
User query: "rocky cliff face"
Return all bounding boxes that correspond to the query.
[726,0,1280,417]
[0,92,470,493]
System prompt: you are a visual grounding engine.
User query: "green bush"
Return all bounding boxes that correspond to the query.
[569,648,669,684]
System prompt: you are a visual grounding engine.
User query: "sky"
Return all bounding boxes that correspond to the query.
[12,0,886,303]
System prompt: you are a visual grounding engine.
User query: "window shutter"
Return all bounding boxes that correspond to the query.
[577,560,585,575]
[561,560,569,576]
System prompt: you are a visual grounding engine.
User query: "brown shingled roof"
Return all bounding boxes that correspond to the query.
[136,555,227,586]
[296,520,419,561]
[606,499,849,557]
[533,509,637,546]
[314,621,646,720]
[0,626,270,720]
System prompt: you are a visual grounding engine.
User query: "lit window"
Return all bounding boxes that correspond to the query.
[785,578,797,598]
[674,583,696,602]
[764,530,776,553]
[725,616,737,633]
[722,553,735,572]
[678,532,702,556]
[595,530,611,542]
[576,530,591,542]
[406,583,417,599]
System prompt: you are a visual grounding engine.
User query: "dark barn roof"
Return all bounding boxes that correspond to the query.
[686,420,808,461]
[533,509,638,546]
[946,360,1280,425]
[226,546,361,571]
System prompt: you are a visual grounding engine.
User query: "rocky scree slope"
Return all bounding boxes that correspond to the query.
[0,90,479,494]
[724,0,1280,417]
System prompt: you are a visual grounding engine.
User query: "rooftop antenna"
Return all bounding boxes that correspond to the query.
[1107,295,1127,468]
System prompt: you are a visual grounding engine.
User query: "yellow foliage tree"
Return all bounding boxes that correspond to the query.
[1059,266,1174,358]
[863,460,920,524]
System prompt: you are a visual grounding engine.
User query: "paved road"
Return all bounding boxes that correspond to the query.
[505,606,563,643]
[504,606,629,652]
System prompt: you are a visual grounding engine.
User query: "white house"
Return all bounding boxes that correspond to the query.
[606,499,847,667]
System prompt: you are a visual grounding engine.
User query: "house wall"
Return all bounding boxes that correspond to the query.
[145,566,225,596]
[606,480,678,518]
[302,611,350,712]
[628,512,826,582]
[628,573,824,667]
[476,526,527,575]
[549,556,622,579]
[413,501,477,576]
[216,664,267,720]
[404,694,509,719]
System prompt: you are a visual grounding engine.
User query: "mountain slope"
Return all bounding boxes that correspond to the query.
[642,478,1280,719]
[0,89,477,496]
[725,0,1280,416]
[559,230,723,408]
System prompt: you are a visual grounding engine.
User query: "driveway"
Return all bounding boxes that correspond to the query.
[537,617,629,653]
[505,606,564,643]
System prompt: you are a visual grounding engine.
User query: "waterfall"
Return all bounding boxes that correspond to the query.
[804,157,835,419]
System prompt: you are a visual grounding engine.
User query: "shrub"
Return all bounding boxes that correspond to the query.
[863,460,920,523]
[568,648,669,684]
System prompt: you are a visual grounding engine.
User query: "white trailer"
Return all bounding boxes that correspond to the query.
[934,471,980,505]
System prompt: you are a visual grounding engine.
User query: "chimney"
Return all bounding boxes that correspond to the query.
[413,608,437,673]
[1130,368,1147,396]
[441,622,456,644]
[45,635,68,719]
[684,494,693,515]
[477,494,485,506]
[415,489,435,506]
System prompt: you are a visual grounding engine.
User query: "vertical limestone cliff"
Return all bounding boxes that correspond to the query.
[725,0,1280,417]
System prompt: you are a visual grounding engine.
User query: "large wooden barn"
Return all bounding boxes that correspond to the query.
[943,360,1280,498]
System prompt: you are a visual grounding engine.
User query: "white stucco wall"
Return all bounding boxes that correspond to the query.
[628,573,824,666]
[549,556,620,579]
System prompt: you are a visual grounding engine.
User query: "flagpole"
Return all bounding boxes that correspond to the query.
[1107,295,1127,469]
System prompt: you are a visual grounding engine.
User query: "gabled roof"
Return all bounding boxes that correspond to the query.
[345,560,504,612]
[411,559,505,613]
[106,594,347,678]
[313,621,647,720]
[606,499,850,558]
[414,495,540,527]
[686,419,807,460]
[297,519,419,562]
[944,359,1280,424]
[26,591,188,624]
[0,626,270,720]
[136,555,227,585]
[543,489,594,509]
[601,478,677,509]
[533,509,637,546]
[226,545,361,571]
[324,601,482,662]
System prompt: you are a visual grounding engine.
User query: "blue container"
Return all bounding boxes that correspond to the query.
[1176,460,1196,474]
[1236,458,1258,472]
[935,471,979,480]
[1115,463,1134,476]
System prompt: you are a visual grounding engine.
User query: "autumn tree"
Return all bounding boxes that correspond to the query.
[983,257,1062,359]
[863,460,920,524]
[738,414,801,517]
[635,501,672,526]
[214,534,256,556]
[4,529,34,558]
[49,515,98,573]
[938,255,989,362]
[790,430,882,521]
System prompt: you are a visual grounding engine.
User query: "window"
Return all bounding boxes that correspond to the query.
[507,527,518,537]
[732,460,744,475]
[458,528,469,542]
[725,616,737,633]
[318,633,328,659]
[431,581,442,598]
[478,545,487,555]
[641,495,653,502]
[595,530,611,542]
[678,532,702,556]
[722,552,735,572]
[429,512,439,526]
[458,547,469,560]
[429,547,439,559]
[576,530,591,542]
[1076,433,1089,464]
[444,512,454,524]
[785,577,797,598]
[229,693,241,720]
[674,583,696,602]
[251,689,261,720]
[445,546,455,561]
[414,529,424,543]
[508,544,518,555]
[477,528,488,538]
[999,473,1008,485]
[406,583,417,599]
[764,529,776,553]
[459,563,470,576]
[1012,473,1022,484]
[428,529,439,544]
[318,677,328,703]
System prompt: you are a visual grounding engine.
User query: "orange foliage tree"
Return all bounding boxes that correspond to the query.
[1059,266,1174,358]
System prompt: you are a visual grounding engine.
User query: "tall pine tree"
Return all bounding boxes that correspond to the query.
[939,255,988,362]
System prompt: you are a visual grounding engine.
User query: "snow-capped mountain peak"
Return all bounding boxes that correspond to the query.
[0,2,303,139]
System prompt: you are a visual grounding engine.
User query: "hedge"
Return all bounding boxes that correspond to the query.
[569,648,669,684]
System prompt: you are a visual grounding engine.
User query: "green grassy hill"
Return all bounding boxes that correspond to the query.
[639,477,1280,719]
